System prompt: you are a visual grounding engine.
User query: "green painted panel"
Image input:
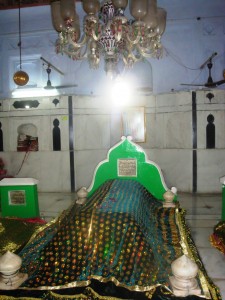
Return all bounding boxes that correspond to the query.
[88,137,169,200]
[0,184,39,218]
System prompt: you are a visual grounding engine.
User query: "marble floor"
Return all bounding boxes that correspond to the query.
[178,193,225,300]
[27,192,225,299]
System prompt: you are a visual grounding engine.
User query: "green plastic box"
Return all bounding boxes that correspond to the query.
[0,178,39,218]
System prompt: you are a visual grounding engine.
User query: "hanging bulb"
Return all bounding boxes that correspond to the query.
[141,0,158,33]
[13,0,29,87]
[129,0,148,21]
[112,0,128,9]
[155,7,167,36]
[82,0,100,15]
[13,70,29,86]
[51,1,66,32]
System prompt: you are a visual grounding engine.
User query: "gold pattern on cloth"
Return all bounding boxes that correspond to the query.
[48,287,126,299]
[175,207,222,300]
[0,180,221,300]
[210,221,225,255]
[0,218,46,255]
[18,180,183,292]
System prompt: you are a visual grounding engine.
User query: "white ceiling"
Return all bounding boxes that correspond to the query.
[0,0,224,34]
[0,0,224,96]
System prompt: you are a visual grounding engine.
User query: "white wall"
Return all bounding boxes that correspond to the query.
[153,90,225,193]
[0,90,224,193]
[0,0,224,193]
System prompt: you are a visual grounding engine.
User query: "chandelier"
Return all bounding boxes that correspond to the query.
[50,0,167,77]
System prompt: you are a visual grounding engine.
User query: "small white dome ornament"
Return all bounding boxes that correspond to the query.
[0,251,28,290]
[163,189,176,207]
[169,255,201,297]
[76,187,88,205]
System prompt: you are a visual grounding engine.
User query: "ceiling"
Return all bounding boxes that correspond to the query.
[0,0,56,10]
[0,0,224,16]
[0,0,224,97]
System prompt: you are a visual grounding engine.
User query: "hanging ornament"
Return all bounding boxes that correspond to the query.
[13,0,29,86]
[13,70,29,86]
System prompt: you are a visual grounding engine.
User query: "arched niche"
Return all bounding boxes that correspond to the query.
[17,123,38,152]
[206,114,215,149]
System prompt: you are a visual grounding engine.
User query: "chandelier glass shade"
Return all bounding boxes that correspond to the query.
[50,0,167,76]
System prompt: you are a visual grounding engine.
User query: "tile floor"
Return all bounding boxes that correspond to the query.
[36,192,225,299]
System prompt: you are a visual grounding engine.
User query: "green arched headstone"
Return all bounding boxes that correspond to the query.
[87,137,172,201]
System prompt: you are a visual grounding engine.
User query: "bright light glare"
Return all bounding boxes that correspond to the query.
[12,87,59,98]
[110,78,133,106]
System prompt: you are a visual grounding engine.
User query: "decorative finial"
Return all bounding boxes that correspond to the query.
[0,251,28,290]
[76,187,88,205]
[169,255,201,297]
[163,189,176,207]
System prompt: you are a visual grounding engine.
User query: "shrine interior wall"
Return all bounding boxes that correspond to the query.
[0,90,224,194]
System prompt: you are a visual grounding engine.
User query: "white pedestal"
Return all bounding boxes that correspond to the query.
[0,273,28,290]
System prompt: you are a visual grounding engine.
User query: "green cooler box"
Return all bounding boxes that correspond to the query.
[0,178,39,218]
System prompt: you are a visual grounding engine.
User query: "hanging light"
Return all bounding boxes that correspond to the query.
[50,0,167,77]
[13,0,29,86]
